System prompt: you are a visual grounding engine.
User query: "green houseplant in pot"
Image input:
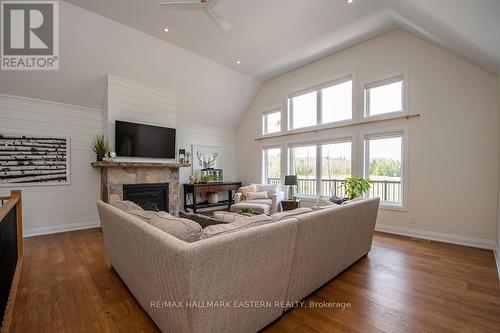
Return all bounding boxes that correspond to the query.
[91,134,111,162]
[340,177,371,200]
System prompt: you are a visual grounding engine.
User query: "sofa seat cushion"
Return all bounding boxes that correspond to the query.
[127,210,202,242]
[246,199,272,205]
[270,207,314,221]
[230,202,271,215]
[200,214,273,239]
[111,200,143,212]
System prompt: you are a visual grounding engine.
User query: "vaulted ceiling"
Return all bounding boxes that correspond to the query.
[64,0,500,80]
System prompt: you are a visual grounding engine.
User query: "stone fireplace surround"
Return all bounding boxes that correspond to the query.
[91,161,190,214]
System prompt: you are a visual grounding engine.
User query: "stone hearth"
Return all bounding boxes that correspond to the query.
[91,162,190,214]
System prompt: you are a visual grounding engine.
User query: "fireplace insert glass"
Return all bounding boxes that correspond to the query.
[123,183,169,212]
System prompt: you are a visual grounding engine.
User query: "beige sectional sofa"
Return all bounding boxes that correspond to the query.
[97,197,380,333]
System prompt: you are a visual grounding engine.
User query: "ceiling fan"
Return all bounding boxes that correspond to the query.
[160,0,232,33]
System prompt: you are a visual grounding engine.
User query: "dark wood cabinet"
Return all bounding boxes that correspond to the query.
[183,182,241,213]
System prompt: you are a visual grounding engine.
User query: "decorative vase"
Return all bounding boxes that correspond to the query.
[96,155,104,162]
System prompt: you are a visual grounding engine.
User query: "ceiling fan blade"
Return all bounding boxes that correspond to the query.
[205,7,232,32]
[160,0,206,5]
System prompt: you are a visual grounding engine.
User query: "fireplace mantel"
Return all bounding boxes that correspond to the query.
[91,161,191,169]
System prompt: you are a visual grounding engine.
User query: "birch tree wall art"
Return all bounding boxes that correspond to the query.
[0,135,70,186]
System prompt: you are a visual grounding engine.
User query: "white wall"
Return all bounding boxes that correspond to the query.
[105,75,177,162]
[497,74,500,249]
[238,30,499,247]
[0,94,101,236]
[0,1,260,129]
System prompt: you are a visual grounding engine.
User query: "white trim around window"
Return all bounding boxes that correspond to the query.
[287,74,354,131]
[262,145,282,185]
[364,72,408,120]
[262,108,282,135]
[362,127,408,211]
[288,137,353,198]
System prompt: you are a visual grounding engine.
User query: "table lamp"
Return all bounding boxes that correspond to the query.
[284,175,298,200]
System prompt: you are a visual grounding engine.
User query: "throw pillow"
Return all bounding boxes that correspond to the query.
[245,191,268,200]
[200,214,272,239]
[127,209,157,221]
[149,214,202,243]
[270,207,313,221]
[127,210,202,242]
[312,198,339,211]
[213,211,243,223]
[111,200,144,212]
[341,197,364,205]
[238,185,257,200]
[253,184,279,198]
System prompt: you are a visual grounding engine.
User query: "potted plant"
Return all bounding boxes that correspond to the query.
[241,207,254,216]
[91,134,110,162]
[340,177,371,200]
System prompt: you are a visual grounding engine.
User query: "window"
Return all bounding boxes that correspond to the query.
[321,142,352,196]
[365,134,403,206]
[263,147,281,184]
[322,80,352,123]
[262,110,281,135]
[289,91,317,129]
[365,76,404,117]
[288,77,352,130]
[289,140,352,197]
[290,145,317,195]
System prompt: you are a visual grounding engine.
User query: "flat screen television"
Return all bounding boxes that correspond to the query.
[115,120,176,158]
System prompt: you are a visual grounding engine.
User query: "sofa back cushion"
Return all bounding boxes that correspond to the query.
[252,184,279,199]
[111,200,143,212]
[127,210,202,242]
[200,214,272,239]
[270,207,313,221]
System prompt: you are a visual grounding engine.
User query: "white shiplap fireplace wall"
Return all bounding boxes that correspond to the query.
[0,94,102,236]
[0,76,238,236]
[104,75,238,192]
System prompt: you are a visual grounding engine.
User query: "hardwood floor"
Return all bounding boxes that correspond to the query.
[10,229,500,333]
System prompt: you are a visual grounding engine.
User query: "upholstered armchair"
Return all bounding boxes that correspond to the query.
[232,184,285,215]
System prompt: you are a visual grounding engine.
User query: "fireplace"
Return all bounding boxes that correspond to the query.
[123,183,169,212]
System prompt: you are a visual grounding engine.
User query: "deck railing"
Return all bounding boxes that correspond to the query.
[0,190,23,333]
[267,177,401,202]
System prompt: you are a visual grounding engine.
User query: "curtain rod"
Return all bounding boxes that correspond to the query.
[254,114,420,141]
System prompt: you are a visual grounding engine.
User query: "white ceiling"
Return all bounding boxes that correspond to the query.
[63,0,500,80]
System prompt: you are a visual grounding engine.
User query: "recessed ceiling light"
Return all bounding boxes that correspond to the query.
[236,60,241,64]
[347,0,353,3]
[163,28,169,32]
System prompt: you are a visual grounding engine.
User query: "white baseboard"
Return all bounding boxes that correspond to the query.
[24,221,101,238]
[375,223,496,250]
[494,246,500,284]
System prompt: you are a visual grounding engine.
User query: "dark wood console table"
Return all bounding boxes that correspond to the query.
[183,182,241,213]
